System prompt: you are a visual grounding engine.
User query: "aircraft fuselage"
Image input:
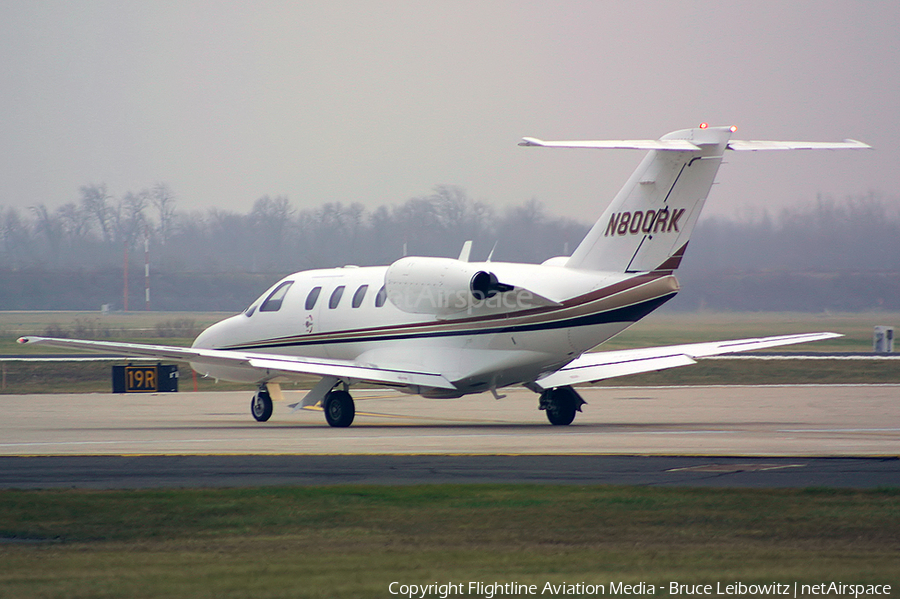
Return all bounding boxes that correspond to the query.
[191,261,680,396]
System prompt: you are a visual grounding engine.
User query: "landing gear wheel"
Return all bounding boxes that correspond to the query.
[541,386,583,426]
[546,394,576,425]
[324,390,355,427]
[251,388,273,422]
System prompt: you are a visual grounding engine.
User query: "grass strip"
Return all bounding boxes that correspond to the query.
[0,485,897,598]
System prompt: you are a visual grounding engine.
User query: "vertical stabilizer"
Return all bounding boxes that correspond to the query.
[563,126,733,272]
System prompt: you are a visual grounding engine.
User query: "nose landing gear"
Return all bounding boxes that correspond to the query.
[251,386,274,422]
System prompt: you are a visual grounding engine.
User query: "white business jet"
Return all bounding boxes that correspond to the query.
[18,125,869,427]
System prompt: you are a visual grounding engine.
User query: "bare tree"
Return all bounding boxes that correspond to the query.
[0,207,32,266]
[79,184,113,243]
[110,190,150,247]
[248,195,294,269]
[29,204,63,262]
[57,202,93,243]
[151,182,176,245]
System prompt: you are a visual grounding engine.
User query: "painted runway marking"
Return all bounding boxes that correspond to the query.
[778,428,900,433]
[0,429,742,449]
[667,463,806,473]
[11,426,899,451]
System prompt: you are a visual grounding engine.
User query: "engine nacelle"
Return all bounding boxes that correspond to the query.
[385,256,512,315]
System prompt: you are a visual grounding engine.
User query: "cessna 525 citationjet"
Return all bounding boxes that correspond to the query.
[18,124,869,427]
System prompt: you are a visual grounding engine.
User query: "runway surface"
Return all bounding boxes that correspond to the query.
[1,454,897,489]
[1,385,898,488]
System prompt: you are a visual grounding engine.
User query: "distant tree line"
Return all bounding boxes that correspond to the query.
[1,185,897,312]
[0,183,584,272]
[678,193,900,311]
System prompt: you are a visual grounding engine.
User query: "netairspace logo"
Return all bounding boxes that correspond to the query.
[387,581,893,598]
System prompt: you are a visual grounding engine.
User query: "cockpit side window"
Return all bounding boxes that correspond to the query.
[351,285,368,308]
[329,286,345,309]
[259,281,294,312]
[305,286,322,310]
[375,286,387,307]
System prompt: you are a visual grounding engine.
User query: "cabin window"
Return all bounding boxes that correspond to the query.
[375,286,387,307]
[329,286,345,309]
[259,281,293,312]
[352,285,368,308]
[305,286,322,310]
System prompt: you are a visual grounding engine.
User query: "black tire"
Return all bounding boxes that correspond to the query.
[251,389,273,422]
[324,390,355,427]
[545,388,577,426]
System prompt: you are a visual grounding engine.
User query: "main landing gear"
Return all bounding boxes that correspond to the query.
[253,381,581,428]
[250,381,356,428]
[538,386,586,426]
[323,389,355,428]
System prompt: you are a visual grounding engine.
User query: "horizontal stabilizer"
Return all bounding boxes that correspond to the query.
[519,137,701,151]
[521,137,870,152]
[727,139,871,151]
[535,332,841,389]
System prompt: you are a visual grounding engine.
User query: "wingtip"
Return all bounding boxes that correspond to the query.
[518,137,543,147]
[844,139,872,149]
[16,336,29,344]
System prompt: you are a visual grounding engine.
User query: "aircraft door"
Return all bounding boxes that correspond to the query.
[302,284,324,337]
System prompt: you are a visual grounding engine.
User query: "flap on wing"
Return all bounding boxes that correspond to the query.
[535,332,842,389]
[536,353,695,389]
[248,357,455,389]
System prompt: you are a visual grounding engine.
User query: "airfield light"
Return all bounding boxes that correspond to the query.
[730,125,738,132]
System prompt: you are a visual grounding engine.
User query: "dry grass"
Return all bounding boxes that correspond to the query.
[0,485,897,598]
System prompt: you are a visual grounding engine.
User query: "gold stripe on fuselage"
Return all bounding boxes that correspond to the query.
[226,273,679,351]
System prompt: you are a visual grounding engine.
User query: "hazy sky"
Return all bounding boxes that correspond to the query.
[1,0,897,223]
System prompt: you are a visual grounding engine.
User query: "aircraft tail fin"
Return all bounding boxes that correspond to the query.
[521,126,869,273]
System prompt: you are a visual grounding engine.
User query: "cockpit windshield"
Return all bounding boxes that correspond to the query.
[259,281,294,312]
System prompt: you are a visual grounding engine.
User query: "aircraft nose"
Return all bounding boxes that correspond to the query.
[192,316,237,349]
[191,325,215,349]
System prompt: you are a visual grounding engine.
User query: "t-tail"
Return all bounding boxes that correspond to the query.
[520,124,869,274]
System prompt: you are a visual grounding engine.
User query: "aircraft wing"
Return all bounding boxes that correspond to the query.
[15,336,456,390]
[533,332,842,390]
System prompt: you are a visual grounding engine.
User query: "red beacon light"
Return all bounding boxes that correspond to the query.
[698,123,738,132]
